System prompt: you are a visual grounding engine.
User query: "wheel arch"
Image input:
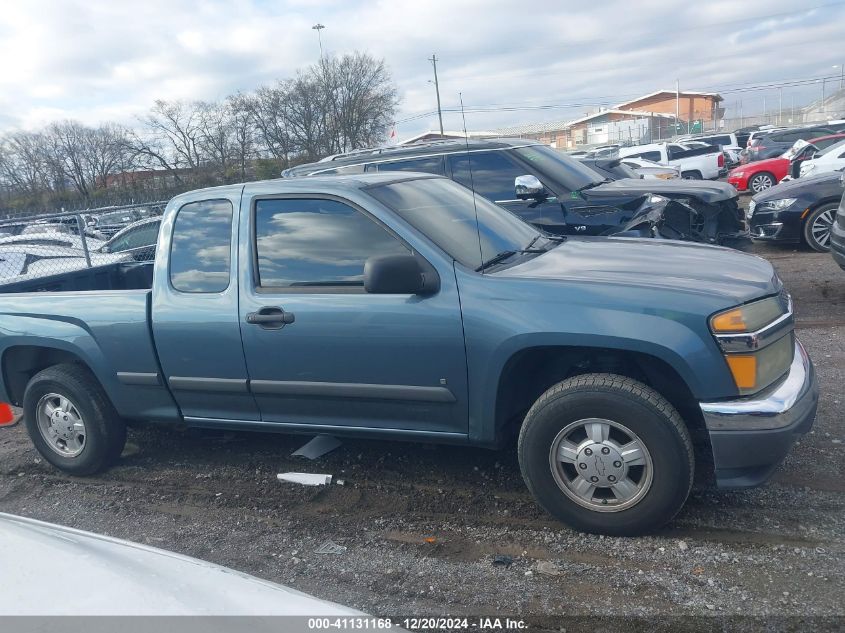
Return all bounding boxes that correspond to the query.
[2,344,98,406]
[492,344,706,446]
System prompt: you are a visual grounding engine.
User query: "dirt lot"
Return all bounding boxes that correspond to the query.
[0,242,843,626]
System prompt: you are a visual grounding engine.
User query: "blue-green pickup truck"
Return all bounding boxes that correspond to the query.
[0,173,818,535]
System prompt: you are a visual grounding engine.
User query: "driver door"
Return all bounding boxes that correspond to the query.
[237,192,469,435]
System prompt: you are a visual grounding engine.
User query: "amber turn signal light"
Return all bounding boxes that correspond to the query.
[711,308,747,333]
[724,356,757,390]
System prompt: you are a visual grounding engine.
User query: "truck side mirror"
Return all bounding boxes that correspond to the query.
[364,254,439,295]
[515,175,548,201]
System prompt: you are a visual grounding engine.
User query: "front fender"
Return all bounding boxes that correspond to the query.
[455,274,735,444]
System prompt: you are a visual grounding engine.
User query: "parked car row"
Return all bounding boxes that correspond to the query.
[285,138,750,249]
[729,134,845,193]
[0,212,162,286]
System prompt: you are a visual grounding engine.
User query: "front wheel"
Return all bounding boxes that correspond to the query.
[803,204,836,252]
[518,374,693,535]
[748,172,775,193]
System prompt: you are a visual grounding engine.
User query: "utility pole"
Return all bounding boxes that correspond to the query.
[675,79,680,135]
[778,88,783,126]
[739,100,743,128]
[821,78,826,114]
[763,96,767,124]
[429,54,444,137]
[312,23,325,60]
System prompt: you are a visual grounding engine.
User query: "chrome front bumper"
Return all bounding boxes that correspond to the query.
[700,339,817,431]
[699,339,818,488]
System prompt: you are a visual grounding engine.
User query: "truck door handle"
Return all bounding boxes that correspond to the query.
[246,307,295,328]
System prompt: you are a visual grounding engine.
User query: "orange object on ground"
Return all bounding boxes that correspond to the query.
[0,403,17,426]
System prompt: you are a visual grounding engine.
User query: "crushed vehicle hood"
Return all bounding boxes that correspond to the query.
[587,178,737,203]
[495,237,778,303]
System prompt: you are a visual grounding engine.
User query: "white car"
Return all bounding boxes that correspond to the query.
[0,244,130,285]
[619,156,680,179]
[799,139,845,178]
[0,513,367,617]
[0,231,105,251]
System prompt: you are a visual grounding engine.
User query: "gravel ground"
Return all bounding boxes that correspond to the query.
[0,242,843,626]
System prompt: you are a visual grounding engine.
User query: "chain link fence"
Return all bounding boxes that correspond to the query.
[0,201,166,293]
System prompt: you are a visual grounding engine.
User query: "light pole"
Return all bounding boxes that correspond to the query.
[312,23,325,60]
[428,54,445,137]
[835,64,844,91]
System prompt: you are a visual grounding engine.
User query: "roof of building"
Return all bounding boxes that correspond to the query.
[615,90,723,109]
[563,109,676,128]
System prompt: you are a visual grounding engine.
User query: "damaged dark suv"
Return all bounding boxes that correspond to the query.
[283,139,751,249]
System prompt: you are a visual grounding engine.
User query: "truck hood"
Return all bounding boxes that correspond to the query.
[587,178,736,203]
[495,236,778,303]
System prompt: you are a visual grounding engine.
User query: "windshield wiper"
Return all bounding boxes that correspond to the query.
[476,250,518,272]
[577,179,610,192]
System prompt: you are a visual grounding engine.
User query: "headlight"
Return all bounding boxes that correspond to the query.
[732,171,744,178]
[759,198,797,211]
[746,199,756,219]
[710,295,794,395]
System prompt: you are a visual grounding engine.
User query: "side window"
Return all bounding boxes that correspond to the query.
[254,198,410,289]
[448,151,529,202]
[377,156,445,175]
[319,164,366,175]
[633,151,662,162]
[112,222,160,251]
[169,200,233,293]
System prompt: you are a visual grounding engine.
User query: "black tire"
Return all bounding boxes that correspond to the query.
[23,363,126,475]
[517,373,693,536]
[748,172,775,193]
[681,171,702,180]
[802,203,837,253]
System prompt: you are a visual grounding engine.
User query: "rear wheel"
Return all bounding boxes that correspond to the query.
[803,203,836,252]
[681,171,702,180]
[748,172,775,193]
[518,374,693,535]
[23,364,126,475]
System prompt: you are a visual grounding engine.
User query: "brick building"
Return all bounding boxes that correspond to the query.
[616,90,724,124]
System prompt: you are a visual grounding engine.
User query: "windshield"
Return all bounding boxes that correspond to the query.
[816,138,845,157]
[366,177,541,270]
[513,145,605,191]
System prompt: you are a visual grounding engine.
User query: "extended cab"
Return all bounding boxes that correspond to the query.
[0,174,818,535]
[618,142,726,180]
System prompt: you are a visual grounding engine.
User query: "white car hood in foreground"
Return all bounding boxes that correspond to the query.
[0,513,362,616]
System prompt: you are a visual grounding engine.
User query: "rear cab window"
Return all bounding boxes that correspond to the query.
[169,200,234,293]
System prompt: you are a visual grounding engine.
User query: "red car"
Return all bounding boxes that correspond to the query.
[729,133,845,193]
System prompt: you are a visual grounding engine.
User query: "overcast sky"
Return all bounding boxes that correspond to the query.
[1,0,843,140]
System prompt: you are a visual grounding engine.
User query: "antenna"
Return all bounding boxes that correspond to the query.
[459,92,484,273]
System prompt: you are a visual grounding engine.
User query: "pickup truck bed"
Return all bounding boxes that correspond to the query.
[0,286,175,423]
[0,261,153,294]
